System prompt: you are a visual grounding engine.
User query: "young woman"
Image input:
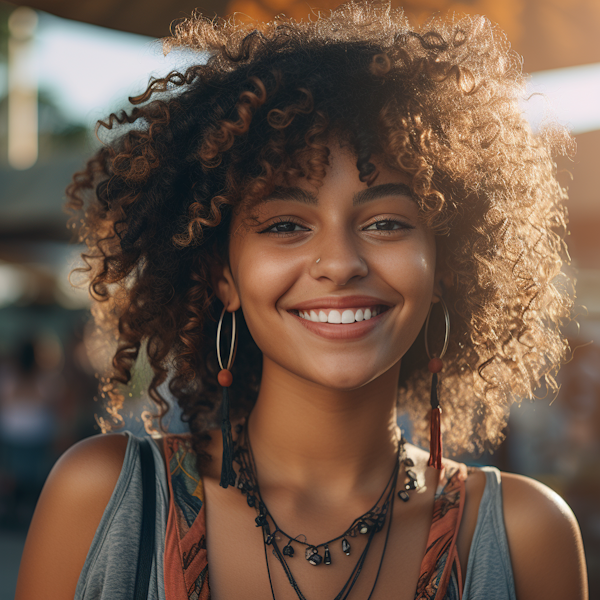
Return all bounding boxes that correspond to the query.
[16,4,588,599]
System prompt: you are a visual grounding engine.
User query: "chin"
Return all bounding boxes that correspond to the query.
[305,366,384,391]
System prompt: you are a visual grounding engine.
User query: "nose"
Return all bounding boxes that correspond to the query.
[310,229,368,286]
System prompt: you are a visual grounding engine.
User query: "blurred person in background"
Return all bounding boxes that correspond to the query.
[15,3,589,599]
[0,338,61,528]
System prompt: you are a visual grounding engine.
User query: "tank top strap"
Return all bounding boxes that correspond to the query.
[163,434,210,600]
[414,462,468,600]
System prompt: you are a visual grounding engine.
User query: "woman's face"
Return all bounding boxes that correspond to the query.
[222,142,438,391]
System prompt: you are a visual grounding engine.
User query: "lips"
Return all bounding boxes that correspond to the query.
[286,296,393,340]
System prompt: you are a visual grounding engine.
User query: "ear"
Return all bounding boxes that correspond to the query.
[432,269,453,302]
[211,261,241,312]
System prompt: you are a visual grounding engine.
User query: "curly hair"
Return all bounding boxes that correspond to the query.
[66,2,574,459]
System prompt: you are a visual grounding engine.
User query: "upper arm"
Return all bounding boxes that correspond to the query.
[15,433,129,600]
[502,472,588,600]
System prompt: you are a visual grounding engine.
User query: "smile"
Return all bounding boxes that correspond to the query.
[290,306,389,324]
[287,305,392,341]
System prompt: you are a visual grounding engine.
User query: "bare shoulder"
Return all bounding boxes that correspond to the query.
[15,433,130,600]
[501,472,588,600]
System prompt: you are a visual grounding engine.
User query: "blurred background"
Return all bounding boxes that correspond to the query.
[0,0,599,597]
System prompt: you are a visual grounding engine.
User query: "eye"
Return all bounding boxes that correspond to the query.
[364,219,414,232]
[259,218,310,235]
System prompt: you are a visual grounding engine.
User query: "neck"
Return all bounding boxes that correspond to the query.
[246,357,402,501]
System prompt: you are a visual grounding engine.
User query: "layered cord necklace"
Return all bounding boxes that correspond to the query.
[233,423,419,600]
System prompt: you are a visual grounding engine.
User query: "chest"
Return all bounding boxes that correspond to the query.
[161,437,468,600]
[203,479,437,600]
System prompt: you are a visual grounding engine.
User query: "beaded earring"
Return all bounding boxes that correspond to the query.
[424,298,450,470]
[216,306,238,488]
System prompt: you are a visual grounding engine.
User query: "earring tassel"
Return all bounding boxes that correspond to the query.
[219,370,237,488]
[427,366,443,469]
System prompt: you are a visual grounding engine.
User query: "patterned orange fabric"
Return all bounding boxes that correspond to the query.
[163,435,210,599]
[415,463,468,600]
[163,434,467,600]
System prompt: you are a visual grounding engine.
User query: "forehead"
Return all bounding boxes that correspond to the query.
[255,182,416,207]
[251,145,417,208]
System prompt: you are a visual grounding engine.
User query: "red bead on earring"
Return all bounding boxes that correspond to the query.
[218,369,233,387]
[428,357,443,374]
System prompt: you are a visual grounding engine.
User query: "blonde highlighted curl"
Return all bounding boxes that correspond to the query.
[66,2,575,459]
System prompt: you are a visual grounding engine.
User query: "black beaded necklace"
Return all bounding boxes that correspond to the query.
[233,423,419,600]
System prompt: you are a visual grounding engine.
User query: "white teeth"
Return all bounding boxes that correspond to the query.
[327,310,342,324]
[341,309,355,324]
[295,306,385,323]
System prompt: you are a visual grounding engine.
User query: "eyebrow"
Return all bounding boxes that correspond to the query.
[353,183,416,205]
[260,182,416,206]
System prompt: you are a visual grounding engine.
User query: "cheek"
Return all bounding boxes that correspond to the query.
[404,251,435,300]
[401,254,436,332]
[235,252,304,361]
[381,237,436,299]
[233,244,300,324]
[378,237,437,352]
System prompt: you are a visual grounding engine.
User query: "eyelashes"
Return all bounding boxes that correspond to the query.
[258,217,309,235]
[363,217,415,232]
[258,216,415,236]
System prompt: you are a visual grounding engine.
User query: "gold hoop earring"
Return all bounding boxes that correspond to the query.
[217,307,237,375]
[424,297,450,470]
[217,306,238,488]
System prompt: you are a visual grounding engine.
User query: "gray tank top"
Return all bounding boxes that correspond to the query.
[74,432,516,600]
[74,432,168,600]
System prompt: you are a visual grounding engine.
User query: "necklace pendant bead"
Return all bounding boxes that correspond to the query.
[255,514,267,527]
[406,469,417,481]
[342,538,351,555]
[308,552,323,566]
[324,545,332,565]
[398,490,410,502]
[283,543,294,557]
[265,533,276,545]
[405,479,417,491]
[359,522,369,534]
[247,495,256,507]
[404,457,415,467]
[305,546,318,560]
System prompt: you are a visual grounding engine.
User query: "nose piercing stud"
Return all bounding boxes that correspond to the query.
[316,258,321,263]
